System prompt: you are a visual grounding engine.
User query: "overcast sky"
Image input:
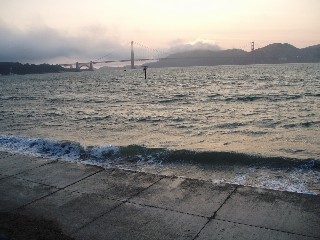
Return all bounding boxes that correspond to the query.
[1,0,319,64]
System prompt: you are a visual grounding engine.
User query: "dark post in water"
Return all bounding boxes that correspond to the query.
[143,66,148,79]
[131,41,134,69]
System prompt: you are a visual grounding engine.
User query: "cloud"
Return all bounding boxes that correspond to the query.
[0,20,222,64]
[0,21,130,64]
[168,38,221,53]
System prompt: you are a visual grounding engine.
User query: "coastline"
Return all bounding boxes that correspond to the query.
[1,151,319,239]
[1,134,319,195]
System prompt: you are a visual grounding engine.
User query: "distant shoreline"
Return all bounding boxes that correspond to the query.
[1,43,319,75]
[148,43,320,68]
[0,62,69,76]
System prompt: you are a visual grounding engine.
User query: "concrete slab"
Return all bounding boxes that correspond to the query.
[72,202,207,240]
[130,177,235,217]
[66,168,163,201]
[216,186,320,238]
[15,161,103,188]
[0,154,53,176]
[196,219,317,240]
[0,176,57,212]
[1,153,320,240]
[19,189,122,235]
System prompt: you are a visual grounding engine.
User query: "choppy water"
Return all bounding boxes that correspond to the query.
[1,64,320,194]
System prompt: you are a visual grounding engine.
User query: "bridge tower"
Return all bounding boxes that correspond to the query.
[89,61,94,71]
[131,41,135,69]
[251,41,255,52]
[76,62,80,71]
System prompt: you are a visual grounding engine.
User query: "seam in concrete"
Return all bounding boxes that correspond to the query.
[12,176,61,189]
[14,167,104,190]
[7,160,58,178]
[57,168,105,190]
[214,218,320,239]
[191,219,211,240]
[126,176,165,201]
[201,184,320,240]
[192,186,238,240]
[0,151,14,157]
[11,188,62,213]
[0,154,10,160]
[70,200,124,235]
[71,195,210,237]
[210,185,239,220]
[0,174,11,181]
[70,175,166,235]
[52,171,165,203]
[127,201,207,219]
[12,169,105,213]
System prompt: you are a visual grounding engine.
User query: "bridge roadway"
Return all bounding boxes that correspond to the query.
[60,58,157,71]
[0,151,319,240]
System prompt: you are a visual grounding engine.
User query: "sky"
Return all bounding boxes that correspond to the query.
[1,0,319,64]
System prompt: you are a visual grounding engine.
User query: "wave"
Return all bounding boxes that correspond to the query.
[0,135,318,170]
[215,122,248,129]
[0,135,118,162]
[222,94,303,103]
[282,121,320,129]
[1,135,319,195]
[305,93,320,97]
[0,96,38,101]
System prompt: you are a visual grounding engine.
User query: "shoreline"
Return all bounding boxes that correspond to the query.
[1,151,319,239]
[1,135,319,195]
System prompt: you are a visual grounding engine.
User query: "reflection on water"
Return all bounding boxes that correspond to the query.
[1,64,319,159]
[1,63,320,194]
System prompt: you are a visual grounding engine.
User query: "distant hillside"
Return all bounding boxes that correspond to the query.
[148,43,320,67]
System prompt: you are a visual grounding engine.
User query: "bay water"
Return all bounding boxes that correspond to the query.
[1,63,319,194]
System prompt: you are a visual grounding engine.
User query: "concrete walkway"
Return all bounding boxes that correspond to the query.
[0,151,319,240]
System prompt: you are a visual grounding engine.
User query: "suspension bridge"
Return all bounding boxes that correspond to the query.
[59,41,166,71]
[59,41,267,71]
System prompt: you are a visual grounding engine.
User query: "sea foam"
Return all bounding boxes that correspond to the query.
[0,135,319,195]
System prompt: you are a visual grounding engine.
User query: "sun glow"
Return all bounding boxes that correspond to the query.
[0,0,319,62]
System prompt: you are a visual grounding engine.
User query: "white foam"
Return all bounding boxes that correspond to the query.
[0,135,118,162]
[86,145,119,159]
[0,134,319,195]
[216,168,318,195]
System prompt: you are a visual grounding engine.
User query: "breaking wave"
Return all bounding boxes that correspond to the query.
[1,135,319,195]
[1,135,319,168]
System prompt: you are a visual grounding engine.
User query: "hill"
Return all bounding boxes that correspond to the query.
[0,62,66,75]
[148,43,320,67]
